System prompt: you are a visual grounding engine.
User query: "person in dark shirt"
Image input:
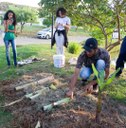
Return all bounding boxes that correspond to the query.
[115,36,126,77]
[66,38,110,98]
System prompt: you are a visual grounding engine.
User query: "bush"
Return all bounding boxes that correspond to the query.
[43,18,52,27]
[68,42,82,54]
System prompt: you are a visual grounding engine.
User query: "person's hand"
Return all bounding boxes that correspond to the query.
[6,20,11,25]
[66,90,73,99]
[60,24,65,27]
[84,83,94,93]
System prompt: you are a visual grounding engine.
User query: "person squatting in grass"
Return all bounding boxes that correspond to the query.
[51,7,71,55]
[3,10,17,67]
[66,38,110,98]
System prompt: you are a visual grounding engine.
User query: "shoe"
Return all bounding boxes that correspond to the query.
[92,84,98,94]
[81,79,87,86]
[14,64,18,68]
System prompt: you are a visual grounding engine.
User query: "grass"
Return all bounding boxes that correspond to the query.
[0,95,13,127]
[108,78,126,104]
[0,44,77,80]
[0,44,126,126]
[0,44,125,102]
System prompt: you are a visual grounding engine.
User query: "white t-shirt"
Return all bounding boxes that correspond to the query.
[55,16,71,30]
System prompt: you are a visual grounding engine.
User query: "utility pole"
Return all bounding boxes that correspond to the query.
[51,0,54,43]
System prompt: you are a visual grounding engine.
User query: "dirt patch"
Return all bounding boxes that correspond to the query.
[0,73,126,128]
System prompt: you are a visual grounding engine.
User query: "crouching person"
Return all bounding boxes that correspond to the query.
[66,38,110,98]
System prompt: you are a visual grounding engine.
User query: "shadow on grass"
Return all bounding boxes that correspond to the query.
[0,95,12,127]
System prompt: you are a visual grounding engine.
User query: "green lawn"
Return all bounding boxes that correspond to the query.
[0,44,77,80]
[0,44,125,102]
[0,44,125,127]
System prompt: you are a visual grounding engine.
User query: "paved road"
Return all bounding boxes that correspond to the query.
[0,34,88,46]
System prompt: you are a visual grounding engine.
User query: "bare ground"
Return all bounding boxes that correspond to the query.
[0,72,126,128]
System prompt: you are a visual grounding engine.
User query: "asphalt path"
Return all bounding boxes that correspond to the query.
[0,35,88,46]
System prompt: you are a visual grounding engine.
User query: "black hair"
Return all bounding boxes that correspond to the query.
[4,10,17,26]
[56,7,67,17]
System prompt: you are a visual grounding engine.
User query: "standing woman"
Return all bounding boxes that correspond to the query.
[52,7,71,55]
[3,10,17,67]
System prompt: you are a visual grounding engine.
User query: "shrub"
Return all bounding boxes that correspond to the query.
[68,42,81,54]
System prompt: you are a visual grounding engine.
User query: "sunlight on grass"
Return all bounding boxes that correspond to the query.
[0,44,77,80]
[0,95,13,127]
[107,79,126,104]
[0,44,125,104]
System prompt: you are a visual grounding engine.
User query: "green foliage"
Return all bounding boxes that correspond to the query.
[92,64,120,91]
[68,42,82,54]
[39,0,126,50]
[43,18,52,27]
[92,63,120,122]
[108,79,126,104]
[0,95,12,127]
[13,8,38,32]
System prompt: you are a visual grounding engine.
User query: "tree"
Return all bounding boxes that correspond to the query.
[92,64,120,123]
[39,0,126,51]
[43,18,52,27]
[15,8,37,32]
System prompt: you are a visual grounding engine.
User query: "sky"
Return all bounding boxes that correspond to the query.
[0,0,40,7]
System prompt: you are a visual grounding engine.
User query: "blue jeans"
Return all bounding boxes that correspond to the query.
[80,59,105,80]
[4,39,17,66]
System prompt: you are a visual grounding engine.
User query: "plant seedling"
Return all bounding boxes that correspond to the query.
[92,64,120,123]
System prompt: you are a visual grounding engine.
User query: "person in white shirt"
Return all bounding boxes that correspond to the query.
[51,7,71,55]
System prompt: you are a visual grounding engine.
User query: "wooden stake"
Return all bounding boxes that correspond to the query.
[1,97,24,107]
[25,87,49,100]
[15,75,54,91]
[42,98,71,111]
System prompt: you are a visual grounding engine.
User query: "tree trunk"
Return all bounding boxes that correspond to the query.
[20,22,25,33]
[75,26,78,31]
[95,91,102,123]
[104,34,108,49]
[124,16,126,32]
[117,14,121,43]
[106,13,122,51]
[106,39,123,51]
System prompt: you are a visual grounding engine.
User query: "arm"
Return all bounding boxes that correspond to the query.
[69,68,80,91]
[105,68,109,79]
[3,20,8,32]
[62,24,70,31]
[66,68,80,98]
[54,18,59,29]
[55,22,59,29]
[84,68,110,93]
[64,17,71,31]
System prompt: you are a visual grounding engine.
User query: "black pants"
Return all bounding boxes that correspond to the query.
[116,36,126,76]
[116,53,126,76]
